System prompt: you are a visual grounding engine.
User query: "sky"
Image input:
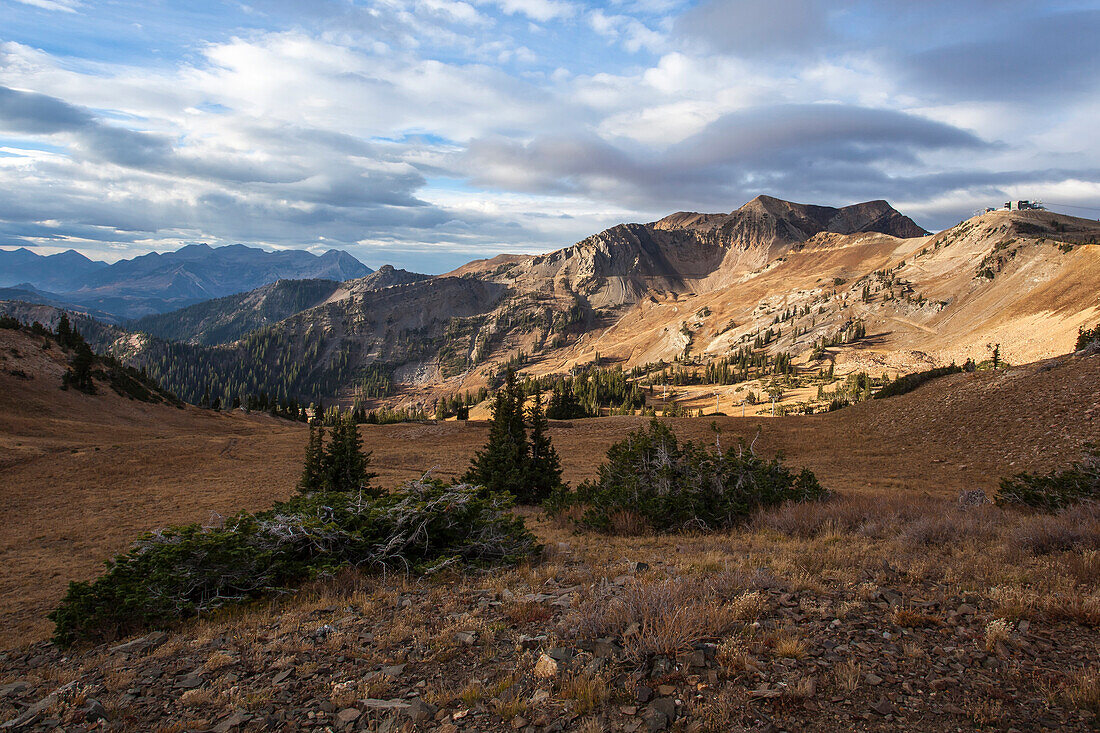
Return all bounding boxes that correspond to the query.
[0,0,1099,272]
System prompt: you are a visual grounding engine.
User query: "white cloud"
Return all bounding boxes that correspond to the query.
[482,0,576,23]
[11,0,80,12]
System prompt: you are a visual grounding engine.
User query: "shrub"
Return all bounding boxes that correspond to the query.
[1077,322,1100,351]
[546,420,825,533]
[996,448,1100,511]
[50,480,538,646]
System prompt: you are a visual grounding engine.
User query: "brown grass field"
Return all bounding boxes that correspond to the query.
[1,328,1098,730]
[0,327,1096,650]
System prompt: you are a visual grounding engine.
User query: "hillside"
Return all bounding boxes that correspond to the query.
[0,243,373,320]
[3,199,1098,416]
[0,340,1097,730]
[129,279,344,346]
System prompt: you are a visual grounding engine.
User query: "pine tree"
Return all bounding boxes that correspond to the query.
[57,313,73,349]
[63,341,96,393]
[464,369,528,498]
[323,415,378,495]
[297,420,326,494]
[525,391,563,502]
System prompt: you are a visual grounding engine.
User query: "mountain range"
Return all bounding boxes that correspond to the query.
[2,196,1098,412]
[0,243,372,320]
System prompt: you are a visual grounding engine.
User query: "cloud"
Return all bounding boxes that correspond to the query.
[10,0,80,12]
[481,0,577,22]
[904,10,1100,103]
[2,0,1100,268]
[463,103,990,211]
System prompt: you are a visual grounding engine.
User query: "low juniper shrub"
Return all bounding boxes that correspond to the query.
[50,480,538,646]
[996,447,1100,512]
[545,419,826,533]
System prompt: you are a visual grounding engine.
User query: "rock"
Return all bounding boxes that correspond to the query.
[453,631,477,646]
[212,712,249,732]
[644,709,668,732]
[956,604,977,616]
[404,698,437,722]
[871,697,898,716]
[529,689,550,705]
[0,682,27,699]
[534,654,559,679]
[83,699,109,723]
[635,685,653,704]
[657,685,676,697]
[361,698,411,711]
[865,673,884,686]
[109,631,168,655]
[272,668,294,684]
[335,708,361,726]
[511,716,528,729]
[176,674,203,690]
[547,647,574,663]
[381,664,406,678]
[518,635,547,650]
[650,697,676,721]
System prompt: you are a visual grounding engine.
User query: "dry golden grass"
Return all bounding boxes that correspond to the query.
[1,319,1099,653]
[832,659,862,691]
[1059,669,1100,714]
[556,672,610,715]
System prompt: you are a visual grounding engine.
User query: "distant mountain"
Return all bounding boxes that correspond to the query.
[128,266,429,346]
[0,283,119,323]
[0,243,372,320]
[0,248,108,292]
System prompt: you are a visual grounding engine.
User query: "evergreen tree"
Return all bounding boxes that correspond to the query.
[323,415,378,495]
[464,369,528,498]
[297,420,326,494]
[57,313,73,349]
[63,341,96,393]
[525,391,563,502]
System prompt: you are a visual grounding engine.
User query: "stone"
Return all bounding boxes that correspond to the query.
[529,689,550,705]
[335,708,361,726]
[361,698,411,711]
[453,631,477,646]
[109,631,168,655]
[211,712,248,732]
[518,635,547,650]
[404,698,437,722]
[272,668,293,684]
[871,698,898,716]
[865,673,884,686]
[511,716,528,729]
[381,664,406,678]
[650,697,676,721]
[547,647,574,663]
[83,699,109,723]
[533,653,559,679]
[0,682,27,699]
[635,685,653,704]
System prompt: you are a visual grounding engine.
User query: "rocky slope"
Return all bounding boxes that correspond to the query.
[3,197,1097,411]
